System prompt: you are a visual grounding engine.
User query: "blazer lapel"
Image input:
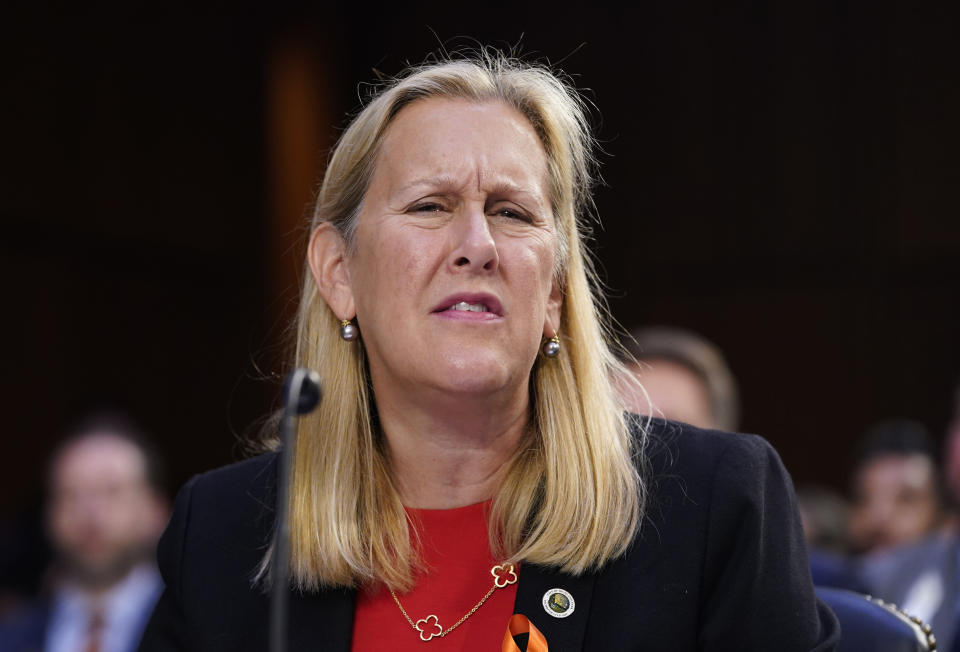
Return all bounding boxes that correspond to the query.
[288,586,356,652]
[513,564,597,652]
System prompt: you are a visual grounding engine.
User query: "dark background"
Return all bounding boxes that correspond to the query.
[4,2,958,536]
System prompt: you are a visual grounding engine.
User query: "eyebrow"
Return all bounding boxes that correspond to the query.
[395,176,547,209]
[395,175,465,194]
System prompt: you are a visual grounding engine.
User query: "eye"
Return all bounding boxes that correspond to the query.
[410,202,446,213]
[491,206,532,223]
[405,196,451,214]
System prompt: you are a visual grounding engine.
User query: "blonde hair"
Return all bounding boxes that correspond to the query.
[277,50,645,591]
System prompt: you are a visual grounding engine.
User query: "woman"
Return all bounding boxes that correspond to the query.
[139,51,839,651]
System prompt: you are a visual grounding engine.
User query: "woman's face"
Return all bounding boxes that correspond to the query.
[345,98,561,402]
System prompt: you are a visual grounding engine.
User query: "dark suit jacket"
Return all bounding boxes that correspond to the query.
[858,532,959,652]
[0,602,47,652]
[139,418,839,650]
[0,586,158,652]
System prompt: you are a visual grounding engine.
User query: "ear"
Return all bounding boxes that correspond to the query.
[543,277,563,339]
[307,223,355,320]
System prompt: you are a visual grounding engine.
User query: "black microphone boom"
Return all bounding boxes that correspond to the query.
[270,368,322,652]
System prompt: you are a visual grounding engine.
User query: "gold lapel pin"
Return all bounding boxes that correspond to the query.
[542,588,575,618]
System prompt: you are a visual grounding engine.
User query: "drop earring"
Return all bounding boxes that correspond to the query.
[542,335,560,358]
[339,319,358,342]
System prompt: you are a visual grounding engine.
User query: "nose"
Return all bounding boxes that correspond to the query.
[448,205,499,273]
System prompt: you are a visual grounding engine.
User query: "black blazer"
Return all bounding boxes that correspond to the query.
[139,418,839,651]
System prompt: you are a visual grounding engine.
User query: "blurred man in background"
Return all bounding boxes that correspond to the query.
[0,413,169,652]
[848,419,947,555]
[853,417,957,652]
[618,326,740,431]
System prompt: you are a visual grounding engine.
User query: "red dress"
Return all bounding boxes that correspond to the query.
[351,501,518,651]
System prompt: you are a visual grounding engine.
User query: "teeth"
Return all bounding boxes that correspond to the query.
[450,301,488,312]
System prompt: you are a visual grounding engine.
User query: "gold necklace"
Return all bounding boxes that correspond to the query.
[390,562,518,642]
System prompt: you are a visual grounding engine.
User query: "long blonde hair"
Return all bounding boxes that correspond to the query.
[275,50,645,591]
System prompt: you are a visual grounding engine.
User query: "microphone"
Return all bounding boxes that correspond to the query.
[270,368,322,652]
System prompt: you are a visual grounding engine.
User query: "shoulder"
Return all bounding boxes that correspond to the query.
[860,531,959,595]
[169,450,278,536]
[145,453,281,650]
[623,414,799,558]
[178,453,279,513]
[607,417,838,649]
[185,451,279,500]
[631,414,788,495]
[157,452,279,596]
[626,416,807,588]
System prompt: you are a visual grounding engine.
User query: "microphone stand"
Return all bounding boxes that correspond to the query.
[270,368,322,652]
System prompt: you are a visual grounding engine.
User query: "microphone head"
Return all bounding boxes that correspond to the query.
[297,370,322,414]
[283,368,323,415]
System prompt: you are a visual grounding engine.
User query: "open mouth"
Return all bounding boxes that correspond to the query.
[446,301,489,313]
[432,294,503,317]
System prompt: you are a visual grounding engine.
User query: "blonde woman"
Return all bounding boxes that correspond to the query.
[139,52,838,651]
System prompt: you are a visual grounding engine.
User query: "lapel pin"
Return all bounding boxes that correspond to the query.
[542,588,575,618]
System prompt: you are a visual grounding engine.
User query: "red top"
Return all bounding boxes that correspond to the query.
[351,501,518,651]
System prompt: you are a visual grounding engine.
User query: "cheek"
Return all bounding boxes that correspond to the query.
[508,233,556,287]
[352,229,439,317]
[531,246,559,311]
[351,232,395,299]
[400,245,434,281]
[506,246,556,338]
[49,508,70,539]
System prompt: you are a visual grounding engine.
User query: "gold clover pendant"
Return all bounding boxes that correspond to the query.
[391,562,518,642]
[491,563,518,588]
[414,614,443,641]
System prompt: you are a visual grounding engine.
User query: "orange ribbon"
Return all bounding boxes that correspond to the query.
[501,614,548,652]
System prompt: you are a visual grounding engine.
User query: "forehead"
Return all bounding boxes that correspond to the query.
[857,454,935,489]
[52,433,146,488]
[374,97,549,193]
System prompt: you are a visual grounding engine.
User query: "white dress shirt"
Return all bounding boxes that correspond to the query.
[45,564,162,652]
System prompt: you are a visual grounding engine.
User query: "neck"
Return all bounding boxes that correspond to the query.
[374,384,530,509]
[58,560,144,599]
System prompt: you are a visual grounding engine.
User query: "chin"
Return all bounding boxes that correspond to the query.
[62,548,142,589]
[438,375,509,397]
[430,354,523,397]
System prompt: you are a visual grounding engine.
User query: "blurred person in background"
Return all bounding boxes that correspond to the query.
[0,413,169,652]
[848,419,948,555]
[853,418,957,652]
[617,326,740,431]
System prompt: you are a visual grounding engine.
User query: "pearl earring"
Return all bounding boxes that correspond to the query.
[542,335,561,358]
[339,319,358,342]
